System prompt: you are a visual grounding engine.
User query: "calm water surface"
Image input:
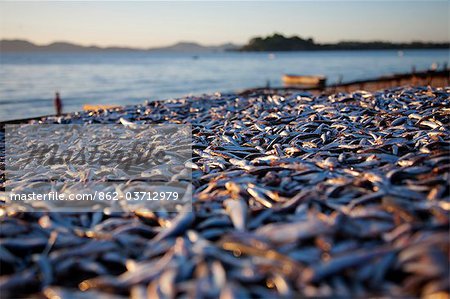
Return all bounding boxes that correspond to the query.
[0,49,448,121]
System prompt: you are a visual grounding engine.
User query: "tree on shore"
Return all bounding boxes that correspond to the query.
[239,33,450,52]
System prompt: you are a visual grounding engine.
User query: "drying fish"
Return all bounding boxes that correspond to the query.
[0,86,449,298]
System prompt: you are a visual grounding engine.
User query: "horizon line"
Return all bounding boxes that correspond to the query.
[2,36,449,50]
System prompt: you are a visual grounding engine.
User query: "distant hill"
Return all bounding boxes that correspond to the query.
[239,33,450,51]
[0,39,239,53]
[3,36,447,53]
[150,42,237,52]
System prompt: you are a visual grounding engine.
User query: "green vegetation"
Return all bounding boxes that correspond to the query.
[239,33,450,52]
[240,34,316,51]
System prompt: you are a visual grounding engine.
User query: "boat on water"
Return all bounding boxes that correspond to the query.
[83,104,120,111]
[282,74,326,89]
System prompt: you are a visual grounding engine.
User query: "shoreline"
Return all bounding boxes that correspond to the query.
[2,68,448,124]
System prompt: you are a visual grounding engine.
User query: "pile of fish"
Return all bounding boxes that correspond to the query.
[1,86,449,298]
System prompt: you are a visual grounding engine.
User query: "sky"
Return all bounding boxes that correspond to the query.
[0,1,448,48]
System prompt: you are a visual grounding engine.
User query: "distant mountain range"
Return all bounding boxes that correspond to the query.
[2,36,448,53]
[0,39,239,53]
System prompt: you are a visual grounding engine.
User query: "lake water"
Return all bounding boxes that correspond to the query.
[0,49,448,121]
